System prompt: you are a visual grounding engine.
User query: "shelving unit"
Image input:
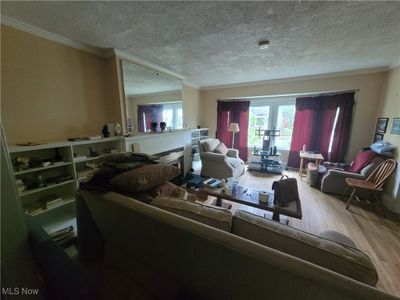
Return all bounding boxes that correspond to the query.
[8,137,125,234]
[19,179,76,197]
[191,128,209,162]
[14,162,72,175]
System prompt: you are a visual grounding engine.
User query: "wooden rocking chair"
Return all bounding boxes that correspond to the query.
[343,159,397,212]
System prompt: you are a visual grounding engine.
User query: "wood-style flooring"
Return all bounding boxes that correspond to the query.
[202,169,400,297]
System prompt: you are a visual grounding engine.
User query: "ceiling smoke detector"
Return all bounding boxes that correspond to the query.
[258,40,270,49]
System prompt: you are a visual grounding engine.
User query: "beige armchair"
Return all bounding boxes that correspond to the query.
[199,138,245,179]
[321,157,384,196]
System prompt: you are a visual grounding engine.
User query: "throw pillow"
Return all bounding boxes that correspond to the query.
[348,150,377,173]
[214,142,229,155]
[203,139,220,152]
[151,196,232,232]
[149,181,185,199]
[110,164,180,193]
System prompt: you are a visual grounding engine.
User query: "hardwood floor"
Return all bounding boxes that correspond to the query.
[203,169,400,297]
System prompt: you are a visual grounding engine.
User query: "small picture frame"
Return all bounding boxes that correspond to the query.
[376,118,389,133]
[391,118,400,135]
[373,133,384,143]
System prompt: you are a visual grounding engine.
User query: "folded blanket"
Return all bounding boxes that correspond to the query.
[370,141,395,157]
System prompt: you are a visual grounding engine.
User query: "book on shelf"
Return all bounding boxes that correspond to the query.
[38,193,63,208]
[50,225,74,238]
[50,225,76,248]
[46,199,64,209]
[74,155,87,162]
[25,204,44,216]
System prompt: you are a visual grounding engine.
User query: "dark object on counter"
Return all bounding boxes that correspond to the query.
[160,122,167,132]
[102,125,110,137]
[67,137,90,141]
[150,122,158,132]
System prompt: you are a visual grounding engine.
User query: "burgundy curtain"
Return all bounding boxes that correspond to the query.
[216,101,250,161]
[287,92,354,168]
[287,97,321,168]
[137,104,163,132]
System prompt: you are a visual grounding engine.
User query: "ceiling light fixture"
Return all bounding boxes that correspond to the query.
[258,40,270,50]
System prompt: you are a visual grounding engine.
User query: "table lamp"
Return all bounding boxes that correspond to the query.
[228,123,240,148]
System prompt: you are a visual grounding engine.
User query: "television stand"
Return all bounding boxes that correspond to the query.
[248,150,284,174]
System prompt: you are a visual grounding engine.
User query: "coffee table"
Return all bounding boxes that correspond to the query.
[192,186,302,223]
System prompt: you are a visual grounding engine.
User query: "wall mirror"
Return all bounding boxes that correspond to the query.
[122,60,183,133]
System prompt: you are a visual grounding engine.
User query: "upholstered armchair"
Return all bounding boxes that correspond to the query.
[321,156,384,196]
[199,138,245,179]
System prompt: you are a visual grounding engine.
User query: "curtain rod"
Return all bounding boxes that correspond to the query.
[219,89,360,101]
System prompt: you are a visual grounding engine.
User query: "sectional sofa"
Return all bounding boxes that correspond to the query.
[76,189,397,300]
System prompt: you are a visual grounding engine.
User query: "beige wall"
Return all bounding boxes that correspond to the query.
[200,71,387,161]
[1,25,120,144]
[182,84,200,129]
[377,66,400,213]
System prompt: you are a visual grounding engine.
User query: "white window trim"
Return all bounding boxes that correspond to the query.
[250,97,295,131]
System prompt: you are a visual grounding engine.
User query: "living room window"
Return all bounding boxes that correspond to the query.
[248,98,295,150]
[162,102,183,129]
[139,101,182,132]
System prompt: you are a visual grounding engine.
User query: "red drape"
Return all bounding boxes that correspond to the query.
[287,93,354,168]
[137,104,163,132]
[216,101,250,161]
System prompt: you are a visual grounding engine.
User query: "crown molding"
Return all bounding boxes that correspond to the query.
[1,16,196,84]
[199,66,390,91]
[113,49,185,80]
[1,15,106,57]
[182,80,200,89]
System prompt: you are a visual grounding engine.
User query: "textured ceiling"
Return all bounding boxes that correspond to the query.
[2,1,400,87]
[122,60,181,96]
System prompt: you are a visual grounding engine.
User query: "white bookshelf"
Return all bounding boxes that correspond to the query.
[8,137,125,233]
[191,128,209,163]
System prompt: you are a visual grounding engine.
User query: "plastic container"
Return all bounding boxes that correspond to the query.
[231,180,238,195]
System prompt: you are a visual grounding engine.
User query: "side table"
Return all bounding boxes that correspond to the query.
[299,151,324,180]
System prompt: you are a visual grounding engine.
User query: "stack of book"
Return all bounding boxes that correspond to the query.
[24,204,44,216]
[203,178,221,188]
[50,226,76,248]
[38,193,63,209]
[15,179,26,194]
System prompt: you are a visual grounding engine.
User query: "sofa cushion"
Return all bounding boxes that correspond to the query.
[214,142,229,155]
[232,210,378,286]
[110,164,180,193]
[203,139,220,152]
[151,196,232,232]
[348,150,377,173]
[318,230,356,248]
